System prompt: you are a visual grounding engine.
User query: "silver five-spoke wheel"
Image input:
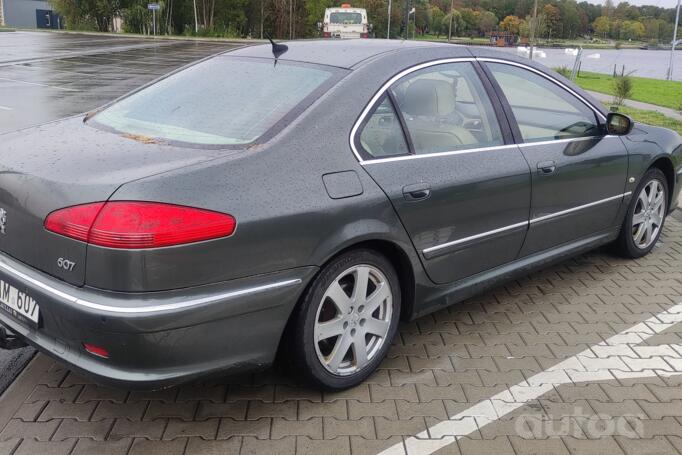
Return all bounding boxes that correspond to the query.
[632,179,666,249]
[314,264,392,376]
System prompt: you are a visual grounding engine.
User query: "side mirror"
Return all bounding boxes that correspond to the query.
[368,23,374,33]
[317,22,323,31]
[606,112,633,136]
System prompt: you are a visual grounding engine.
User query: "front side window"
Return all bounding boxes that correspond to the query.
[389,62,504,155]
[487,63,601,143]
[92,57,338,146]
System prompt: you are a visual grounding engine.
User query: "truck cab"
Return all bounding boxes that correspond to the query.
[321,4,370,39]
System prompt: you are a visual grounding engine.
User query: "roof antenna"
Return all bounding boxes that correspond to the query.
[264,32,288,61]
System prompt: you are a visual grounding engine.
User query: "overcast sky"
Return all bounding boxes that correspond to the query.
[588,0,680,8]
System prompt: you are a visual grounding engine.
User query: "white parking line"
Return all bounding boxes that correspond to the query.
[0,105,11,111]
[0,77,78,92]
[378,302,682,455]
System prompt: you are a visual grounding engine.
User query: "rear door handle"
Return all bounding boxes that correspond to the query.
[537,161,557,175]
[402,183,431,201]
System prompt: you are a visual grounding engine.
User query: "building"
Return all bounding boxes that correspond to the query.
[2,0,62,29]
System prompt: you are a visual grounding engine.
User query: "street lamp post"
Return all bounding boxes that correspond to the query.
[529,0,538,60]
[193,0,198,33]
[667,0,681,81]
[0,0,5,27]
[447,0,455,42]
[387,0,392,38]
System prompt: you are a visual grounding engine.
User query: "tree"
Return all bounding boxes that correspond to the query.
[443,9,464,37]
[50,0,123,31]
[620,19,645,40]
[499,14,521,34]
[460,8,479,36]
[431,5,444,37]
[478,10,498,34]
[543,4,561,39]
[593,15,610,38]
[414,0,432,34]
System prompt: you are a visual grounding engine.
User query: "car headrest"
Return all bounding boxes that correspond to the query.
[402,78,456,117]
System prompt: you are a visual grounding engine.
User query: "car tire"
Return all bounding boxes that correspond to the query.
[614,168,668,258]
[290,249,401,390]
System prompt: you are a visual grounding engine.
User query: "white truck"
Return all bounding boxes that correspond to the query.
[320,4,372,39]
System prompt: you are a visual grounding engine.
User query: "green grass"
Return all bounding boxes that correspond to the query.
[616,106,682,135]
[574,71,682,110]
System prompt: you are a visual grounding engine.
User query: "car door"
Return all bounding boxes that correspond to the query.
[355,60,531,284]
[482,60,630,256]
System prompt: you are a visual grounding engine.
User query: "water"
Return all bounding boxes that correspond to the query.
[494,47,682,82]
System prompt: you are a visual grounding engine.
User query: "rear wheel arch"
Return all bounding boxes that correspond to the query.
[278,239,417,363]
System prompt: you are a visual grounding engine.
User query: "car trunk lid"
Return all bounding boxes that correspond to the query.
[0,117,227,286]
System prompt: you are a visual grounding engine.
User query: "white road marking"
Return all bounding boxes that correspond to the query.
[0,77,78,92]
[0,105,11,111]
[378,303,682,455]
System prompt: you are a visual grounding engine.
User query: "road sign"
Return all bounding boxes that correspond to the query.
[148,3,160,10]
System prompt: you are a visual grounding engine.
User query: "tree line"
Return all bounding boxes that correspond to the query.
[49,0,681,43]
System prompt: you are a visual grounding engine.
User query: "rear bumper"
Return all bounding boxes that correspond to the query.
[0,252,317,388]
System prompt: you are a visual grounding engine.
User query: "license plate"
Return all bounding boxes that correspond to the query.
[0,280,39,325]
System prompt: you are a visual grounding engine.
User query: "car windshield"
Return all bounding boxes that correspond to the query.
[330,12,362,24]
[92,57,335,146]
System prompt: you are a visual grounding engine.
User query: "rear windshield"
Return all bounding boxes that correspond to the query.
[330,12,363,24]
[92,57,339,147]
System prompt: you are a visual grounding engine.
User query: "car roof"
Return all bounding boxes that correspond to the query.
[227,39,465,69]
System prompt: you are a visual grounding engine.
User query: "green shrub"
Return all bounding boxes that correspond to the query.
[612,74,633,106]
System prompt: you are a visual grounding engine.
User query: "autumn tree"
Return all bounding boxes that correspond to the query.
[499,14,521,34]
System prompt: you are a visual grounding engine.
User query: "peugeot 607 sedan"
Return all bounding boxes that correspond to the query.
[0,40,680,390]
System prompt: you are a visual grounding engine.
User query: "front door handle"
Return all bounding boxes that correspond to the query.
[537,161,557,175]
[403,183,431,201]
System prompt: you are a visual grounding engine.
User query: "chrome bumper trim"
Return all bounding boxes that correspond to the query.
[0,257,301,314]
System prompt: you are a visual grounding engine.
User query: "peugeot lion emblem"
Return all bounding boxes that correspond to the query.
[0,208,6,235]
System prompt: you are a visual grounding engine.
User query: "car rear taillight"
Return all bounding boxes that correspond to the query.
[45,201,236,249]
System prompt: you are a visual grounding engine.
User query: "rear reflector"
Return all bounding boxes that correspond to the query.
[45,201,236,249]
[83,343,109,358]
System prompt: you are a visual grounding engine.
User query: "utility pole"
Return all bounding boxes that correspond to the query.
[447,0,454,42]
[193,0,198,33]
[404,0,409,39]
[0,0,5,27]
[529,0,538,60]
[387,0,392,38]
[667,0,680,81]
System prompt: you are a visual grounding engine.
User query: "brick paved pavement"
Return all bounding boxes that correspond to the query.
[1,217,681,455]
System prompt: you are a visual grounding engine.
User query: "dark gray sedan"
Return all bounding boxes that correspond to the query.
[0,40,680,390]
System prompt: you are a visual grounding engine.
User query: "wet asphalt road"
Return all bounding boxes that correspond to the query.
[0,31,242,134]
[0,31,243,393]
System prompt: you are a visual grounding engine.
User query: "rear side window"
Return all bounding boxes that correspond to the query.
[92,57,339,147]
[359,96,410,158]
[389,62,504,155]
[487,63,601,142]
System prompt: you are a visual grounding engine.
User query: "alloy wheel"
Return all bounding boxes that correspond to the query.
[632,179,666,249]
[313,264,393,376]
